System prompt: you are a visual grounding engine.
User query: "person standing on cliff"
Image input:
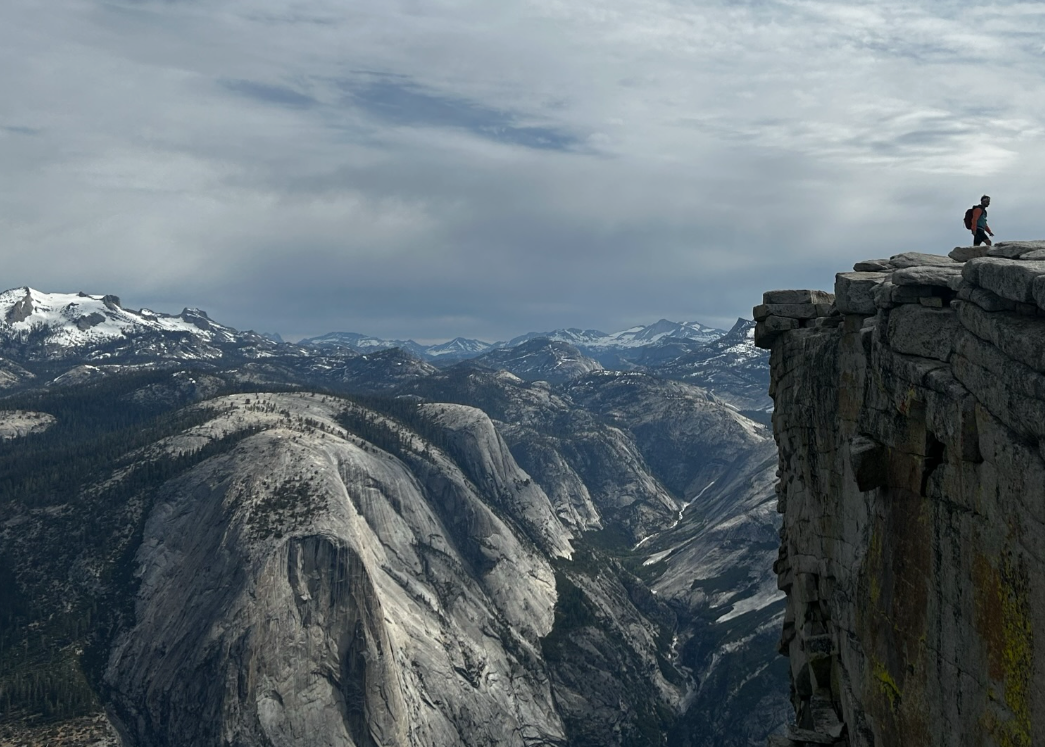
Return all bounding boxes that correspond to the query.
[970,195,994,246]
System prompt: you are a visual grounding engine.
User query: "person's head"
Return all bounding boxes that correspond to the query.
[981,195,991,207]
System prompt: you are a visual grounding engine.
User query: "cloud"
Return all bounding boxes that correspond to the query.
[345,78,582,151]
[1,125,42,136]
[220,79,318,109]
[2,0,1045,342]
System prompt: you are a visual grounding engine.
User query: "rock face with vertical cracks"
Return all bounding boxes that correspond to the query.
[103,393,569,747]
[757,245,1045,746]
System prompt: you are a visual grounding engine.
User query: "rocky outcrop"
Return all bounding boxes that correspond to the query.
[5,288,34,324]
[0,356,34,389]
[104,393,568,746]
[757,242,1045,746]
[0,287,284,364]
[0,410,56,439]
[753,291,840,347]
[474,338,603,384]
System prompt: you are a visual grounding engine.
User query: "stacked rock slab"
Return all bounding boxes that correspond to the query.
[753,290,842,348]
[757,243,1045,747]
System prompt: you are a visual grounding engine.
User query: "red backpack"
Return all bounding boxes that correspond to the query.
[963,205,985,229]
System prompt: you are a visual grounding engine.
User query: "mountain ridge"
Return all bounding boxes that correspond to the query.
[0,286,767,408]
[2,287,724,364]
[0,287,284,364]
[299,318,726,362]
[0,351,787,746]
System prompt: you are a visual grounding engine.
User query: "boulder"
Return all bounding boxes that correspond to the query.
[891,265,963,291]
[764,289,835,305]
[949,246,989,262]
[753,303,836,321]
[886,304,959,362]
[956,283,1016,312]
[753,303,818,321]
[809,315,844,328]
[962,257,1045,305]
[887,252,959,269]
[986,240,1045,259]
[835,272,886,315]
[873,281,936,309]
[854,259,892,272]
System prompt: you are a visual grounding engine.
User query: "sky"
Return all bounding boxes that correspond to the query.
[3,0,1045,343]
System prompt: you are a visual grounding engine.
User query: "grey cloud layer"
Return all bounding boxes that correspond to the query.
[2,0,1045,341]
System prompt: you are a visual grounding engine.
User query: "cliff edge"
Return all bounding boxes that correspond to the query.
[755,242,1045,747]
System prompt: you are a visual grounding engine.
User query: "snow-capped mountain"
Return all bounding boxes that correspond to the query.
[472,338,603,384]
[0,287,767,410]
[295,331,430,358]
[504,327,613,348]
[506,319,723,352]
[0,287,282,363]
[650,319,770,412]
[298,319,725,365]
[424,336,495,359]
[605,318,724,346]
[297,332,494,362]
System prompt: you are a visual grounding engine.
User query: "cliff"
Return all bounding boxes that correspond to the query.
[103,393,572,746]
[755,243,1045,747]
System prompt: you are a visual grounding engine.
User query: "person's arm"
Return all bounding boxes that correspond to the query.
[971,207,982,235]
[986,219,994,236]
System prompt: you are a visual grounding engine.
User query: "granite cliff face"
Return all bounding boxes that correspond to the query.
[102,393,570,746]
[0,359,789,746]
[0,295,788,746]
[756,243,1045,746]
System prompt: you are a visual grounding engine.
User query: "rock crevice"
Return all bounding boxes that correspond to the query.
[758,242,1045,747]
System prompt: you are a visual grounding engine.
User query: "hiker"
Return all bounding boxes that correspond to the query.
[967,195,994,247]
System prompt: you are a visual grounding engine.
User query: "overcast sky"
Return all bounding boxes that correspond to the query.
[3,0,1045,342]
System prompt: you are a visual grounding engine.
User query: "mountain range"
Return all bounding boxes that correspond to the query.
[0,287,769,410]
[299,318,725,363]
[0,287,282,363]
[0,286,781,746]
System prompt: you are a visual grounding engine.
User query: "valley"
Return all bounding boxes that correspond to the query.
[0,287,783,746]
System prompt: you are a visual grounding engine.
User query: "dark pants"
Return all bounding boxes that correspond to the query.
[974,228,992,246]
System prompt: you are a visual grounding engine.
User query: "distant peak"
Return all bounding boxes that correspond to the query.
[5,288,34,324]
